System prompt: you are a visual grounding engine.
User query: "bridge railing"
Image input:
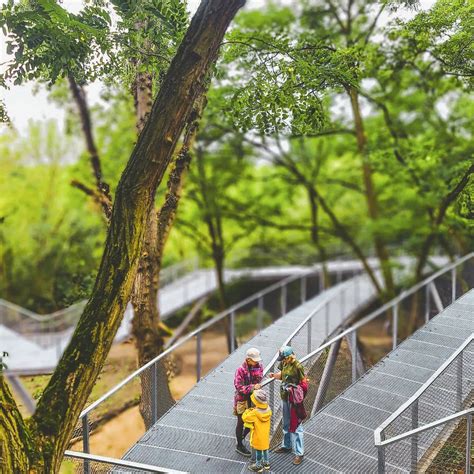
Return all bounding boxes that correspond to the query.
[261,253,474,434]
[74,261,362,457]
[374,334,474,473]
[62,450,187,473]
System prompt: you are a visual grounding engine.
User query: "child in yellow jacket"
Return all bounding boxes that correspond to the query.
[242,389,272,472]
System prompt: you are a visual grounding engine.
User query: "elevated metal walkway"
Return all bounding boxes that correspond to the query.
[0,260,373,374]
[121,273,378,472]
[269,289,474,473]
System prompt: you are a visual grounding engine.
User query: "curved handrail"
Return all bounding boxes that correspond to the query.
[80,261,345,417]
[260,252,473,390]
[374,332,474,446]
[296,252,473,366]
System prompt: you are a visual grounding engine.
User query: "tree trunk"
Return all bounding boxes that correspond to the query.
[0,0,245,469]
[68,74,112,218]
[307,186,330,287]
[347,86,395,298]
[130,43,175,426]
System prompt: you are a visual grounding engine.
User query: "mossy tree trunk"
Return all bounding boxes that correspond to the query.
[0,0,245,470]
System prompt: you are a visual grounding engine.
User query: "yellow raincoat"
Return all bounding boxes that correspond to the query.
[242,392,272,450]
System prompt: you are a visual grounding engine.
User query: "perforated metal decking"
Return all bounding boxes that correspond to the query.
[268,290,474,473]
[122,276,377,473]
[124,286,473,473]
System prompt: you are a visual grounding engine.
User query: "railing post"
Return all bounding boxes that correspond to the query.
[325,301,330,337]
[466,413,472,474]
[337,266,342,283]
[392,303,398,351]
[300,276,307,304]
[425,284,430,324]
[151,362,158,424]
[230,311,236,353]
[280,284,287,316]
[377,444,386,474]
[269,363,275,434]
[319,268,324,293]
[355,275,360,306]
[411,400,419,472]
[451,267,456,303]
[456,356,463,411]
[341,287,345,322]
[82,415,91,474]
[258,295,264,330]
[196,332,202,382]
[307,318,312,354]
[351,330,357,383]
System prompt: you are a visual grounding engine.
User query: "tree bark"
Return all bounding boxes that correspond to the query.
[347,86,395,298]
[0,0,245,470]
[68,74,112,218]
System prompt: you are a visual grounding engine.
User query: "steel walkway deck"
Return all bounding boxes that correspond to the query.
[122,274,378,472]
[267,289,474,473]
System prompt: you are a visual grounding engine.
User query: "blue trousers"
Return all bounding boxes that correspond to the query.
[255,449,269,467]
[281,399,304,456]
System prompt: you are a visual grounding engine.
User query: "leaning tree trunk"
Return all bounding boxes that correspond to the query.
[0,0,245,470]
[348,86,395,299]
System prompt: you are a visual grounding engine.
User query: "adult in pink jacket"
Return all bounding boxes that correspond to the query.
[233,347,264,457]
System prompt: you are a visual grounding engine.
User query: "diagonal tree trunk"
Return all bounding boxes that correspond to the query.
[0,0,245,470]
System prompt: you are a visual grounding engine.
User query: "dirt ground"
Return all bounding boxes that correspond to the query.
[69,331,230,458]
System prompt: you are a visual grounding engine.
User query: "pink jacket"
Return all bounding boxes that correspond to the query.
[233,361,263,407]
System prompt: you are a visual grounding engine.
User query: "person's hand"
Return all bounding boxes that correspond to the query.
[269,373,275,378]
[254,384,261,390]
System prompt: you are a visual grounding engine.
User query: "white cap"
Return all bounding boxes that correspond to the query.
[246,347,262,362]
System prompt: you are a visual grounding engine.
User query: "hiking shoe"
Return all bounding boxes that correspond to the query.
[248,464,263,472]
[273,446,291,454]
[236,444,252,457]
[263,462,270,470]
[293,455,304,465]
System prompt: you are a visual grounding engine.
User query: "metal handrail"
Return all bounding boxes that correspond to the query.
[262,277,358,376]
[80,261,347,417]
[375,408,474,447]
[374,333,474,446]
[63,450,187,473]
[296,252,473,367]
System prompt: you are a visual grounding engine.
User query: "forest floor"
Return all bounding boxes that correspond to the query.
[14,332,230,458]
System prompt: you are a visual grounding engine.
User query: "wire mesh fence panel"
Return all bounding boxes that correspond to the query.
[382,415,472,473]
[381,339,474,445]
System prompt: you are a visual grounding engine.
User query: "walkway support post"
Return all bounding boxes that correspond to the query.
[307,318,312,353]
[452,267,456,303]
[300,276,307,304]
[392,303,398,351]
[257,295,264,330]
[457,356,463,410]
[196,332,202,382]
[82,414,91,474]
[411,400,419,472]
[425,284,430,324]
[230,311,235,353]
[281,284,287,316]
[466,413,472,473]
[151,362,158,424]
[325,301,330,337]
[351,330,357,383]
